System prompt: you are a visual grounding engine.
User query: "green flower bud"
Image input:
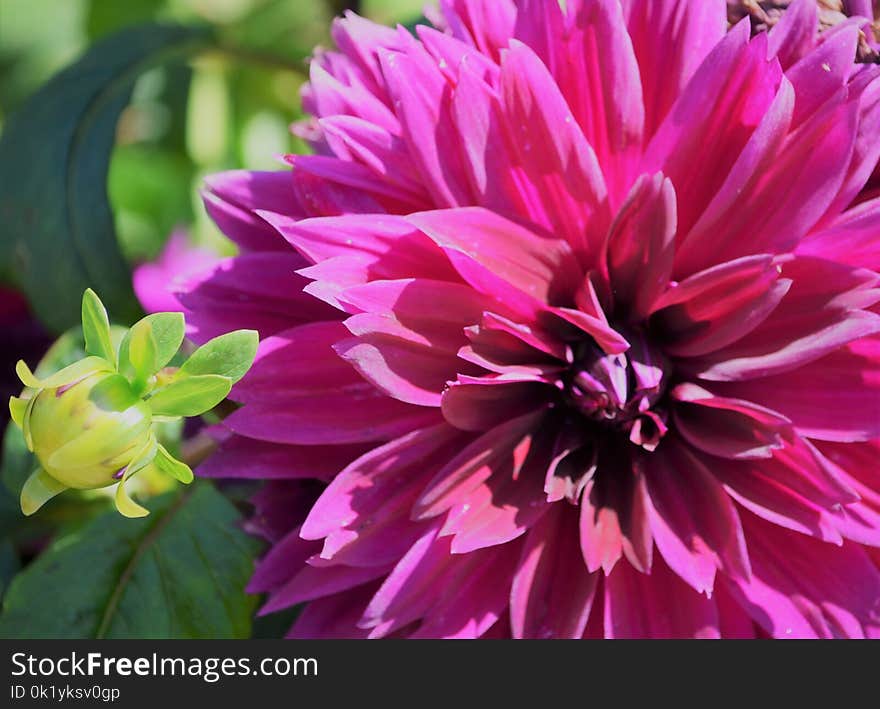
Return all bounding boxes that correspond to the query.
[28,372,152,488]
[8,289,258,519]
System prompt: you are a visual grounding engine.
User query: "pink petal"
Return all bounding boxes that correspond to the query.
[622,0,727,138]
[248,525,319,594]
[378,43,474,208]
[686,256,880,381]
[198,432,367,482]
[300,423,467,567]
[643,23,783,244]
[408,207,582,316]
[498,40,609,260]
[671,383,791,460]
[440,377,553,431]
[800,196,880,271]
[288,582,379,639]
[202,170,297,252]
[176,252,339,342]
[767,0,818,69]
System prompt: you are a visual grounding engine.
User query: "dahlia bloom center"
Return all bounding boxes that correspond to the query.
[173,0,880,639]
[562,326,668,450]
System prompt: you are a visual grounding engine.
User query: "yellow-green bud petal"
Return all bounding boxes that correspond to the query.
[25,371,153,491]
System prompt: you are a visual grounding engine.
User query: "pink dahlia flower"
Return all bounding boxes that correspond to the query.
[181,0,880,638]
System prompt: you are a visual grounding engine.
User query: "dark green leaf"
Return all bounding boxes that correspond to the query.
[0,541,19,604]
[0,484,260,638]
[0,23,211,333]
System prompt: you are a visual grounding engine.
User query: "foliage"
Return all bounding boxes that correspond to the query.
[0,0,423,639]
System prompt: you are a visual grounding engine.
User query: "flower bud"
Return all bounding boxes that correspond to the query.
[27,371,153,489]
[8,289,257,519]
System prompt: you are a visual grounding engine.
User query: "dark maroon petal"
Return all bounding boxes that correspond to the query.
[440,376,554,431]
[671,383,791,460]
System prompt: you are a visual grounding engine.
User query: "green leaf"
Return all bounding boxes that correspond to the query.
[118,312,185,383]
[88,373,139,412]
[179,329,258,384]
[153,443,194,484]
[81,289,116,364]
[1,423,34,499]
[0,484,260,638]
[147,375,232,417]
[0,541,20,604]
[121,318,158,386]
[0,23,211,332]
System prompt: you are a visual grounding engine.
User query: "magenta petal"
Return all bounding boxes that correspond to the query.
[202,170,296,252]
[646,438,751,593]
[604,553,720,639]
[407,541,521,639]
[288,583,379,639]
[300,424,465,553]
[558,0,645,203]
[785,24,859,127]
[261,561,389,615]
[686,256,880,381]
[510,504,598,639]
[133,230,220,315]
[440,430,552,554]
[408,207,583,315]
[198,432,367,482]
[176,252,339,342]
[767,0,818,69]
[725,512,880,638]
[413,410,546,519]
[622,0,726,138]
[607,172,677,319]
[643,24,783,244]
[671,383,791,460]
[378,43,474,208]
[800,196,880,272]
[226,392,440,445]
[498,40,609,259]
[708,338,880,442]
[248,525,319,594]
[709,455,844,544]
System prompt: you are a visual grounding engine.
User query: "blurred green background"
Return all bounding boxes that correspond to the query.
[0,0,424,263]
[0,0,426,639]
